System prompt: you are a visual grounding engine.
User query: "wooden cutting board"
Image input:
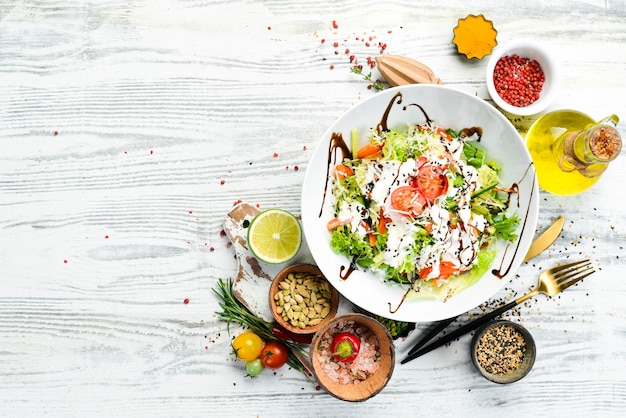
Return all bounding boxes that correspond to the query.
[223,201,316,322]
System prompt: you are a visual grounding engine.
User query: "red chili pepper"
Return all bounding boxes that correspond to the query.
[331,332,361,362]
[272,324,313,345]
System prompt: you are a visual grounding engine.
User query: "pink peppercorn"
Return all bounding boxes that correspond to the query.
[493,54,545,107]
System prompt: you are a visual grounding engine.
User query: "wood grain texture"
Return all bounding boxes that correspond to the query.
[1,0,625,416]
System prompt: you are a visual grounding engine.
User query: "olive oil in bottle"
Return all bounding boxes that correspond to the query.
[525,110,621,195]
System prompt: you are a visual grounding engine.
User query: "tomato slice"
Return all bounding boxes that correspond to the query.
[416,164,448,203]
[390,186,426,217]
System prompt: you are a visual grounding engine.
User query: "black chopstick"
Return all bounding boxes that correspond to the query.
[401,300,517,364]
[406,316,456,357]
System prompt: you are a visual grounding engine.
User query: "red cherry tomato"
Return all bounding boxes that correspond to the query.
[416,164,448,203]
[259,341,289,370]
[391,186,426,217]
[331,332,361,363]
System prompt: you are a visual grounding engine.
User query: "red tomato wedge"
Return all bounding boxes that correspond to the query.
[416,165,448,203]
[390,186,426,217]
[356,143,383,159]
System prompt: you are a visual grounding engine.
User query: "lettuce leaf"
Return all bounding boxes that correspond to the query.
[329,225,374,267]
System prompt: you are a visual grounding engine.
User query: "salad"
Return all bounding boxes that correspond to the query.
[327,122,520,300]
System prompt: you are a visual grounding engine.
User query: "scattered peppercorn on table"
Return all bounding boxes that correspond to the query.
[1,1,625,417]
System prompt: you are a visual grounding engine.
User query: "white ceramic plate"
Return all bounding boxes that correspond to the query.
[301,85,539,323]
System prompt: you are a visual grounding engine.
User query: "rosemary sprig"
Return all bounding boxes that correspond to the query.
[212,278,310,375]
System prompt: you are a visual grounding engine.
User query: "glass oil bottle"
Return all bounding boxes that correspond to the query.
[525,110,621,195]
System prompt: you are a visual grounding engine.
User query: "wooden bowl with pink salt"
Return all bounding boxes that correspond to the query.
[309,313,395,402]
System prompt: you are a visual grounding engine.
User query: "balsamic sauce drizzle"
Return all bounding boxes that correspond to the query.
[339,257,358,281]
[378,92,405,132]
[319,132,351,217]
[401,102,431,126]
[491,162,537,279]
[461,126,483,141]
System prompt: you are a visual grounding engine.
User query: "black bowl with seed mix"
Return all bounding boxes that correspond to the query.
[470,320,536,384]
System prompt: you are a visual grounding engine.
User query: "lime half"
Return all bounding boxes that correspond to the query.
[247,209,302,264]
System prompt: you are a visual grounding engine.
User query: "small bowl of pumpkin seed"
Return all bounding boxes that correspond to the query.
[269,263,340,335]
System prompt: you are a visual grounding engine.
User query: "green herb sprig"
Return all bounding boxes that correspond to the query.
[212,278,311,377]
[350,66,385,91]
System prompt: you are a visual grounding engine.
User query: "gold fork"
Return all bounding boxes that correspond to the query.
[401,259,595,364]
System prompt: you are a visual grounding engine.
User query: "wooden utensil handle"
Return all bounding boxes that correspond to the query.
[401,300,518,364]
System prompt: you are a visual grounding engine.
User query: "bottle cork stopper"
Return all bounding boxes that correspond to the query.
[589,126,621,161]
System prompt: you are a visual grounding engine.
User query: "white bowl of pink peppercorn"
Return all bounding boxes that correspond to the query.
[486,39,561,116]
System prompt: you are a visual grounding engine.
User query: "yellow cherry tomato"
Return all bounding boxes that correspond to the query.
[232,332,264,361]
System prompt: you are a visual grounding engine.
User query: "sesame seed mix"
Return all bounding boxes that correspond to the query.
[475,324,527,375]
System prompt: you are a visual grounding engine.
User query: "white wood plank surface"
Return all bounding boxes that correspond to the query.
[1,1,625,417]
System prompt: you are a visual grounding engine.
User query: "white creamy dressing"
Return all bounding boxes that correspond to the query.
[334,129,488,284]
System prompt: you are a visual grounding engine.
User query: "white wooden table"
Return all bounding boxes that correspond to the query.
[1,1,625,416]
